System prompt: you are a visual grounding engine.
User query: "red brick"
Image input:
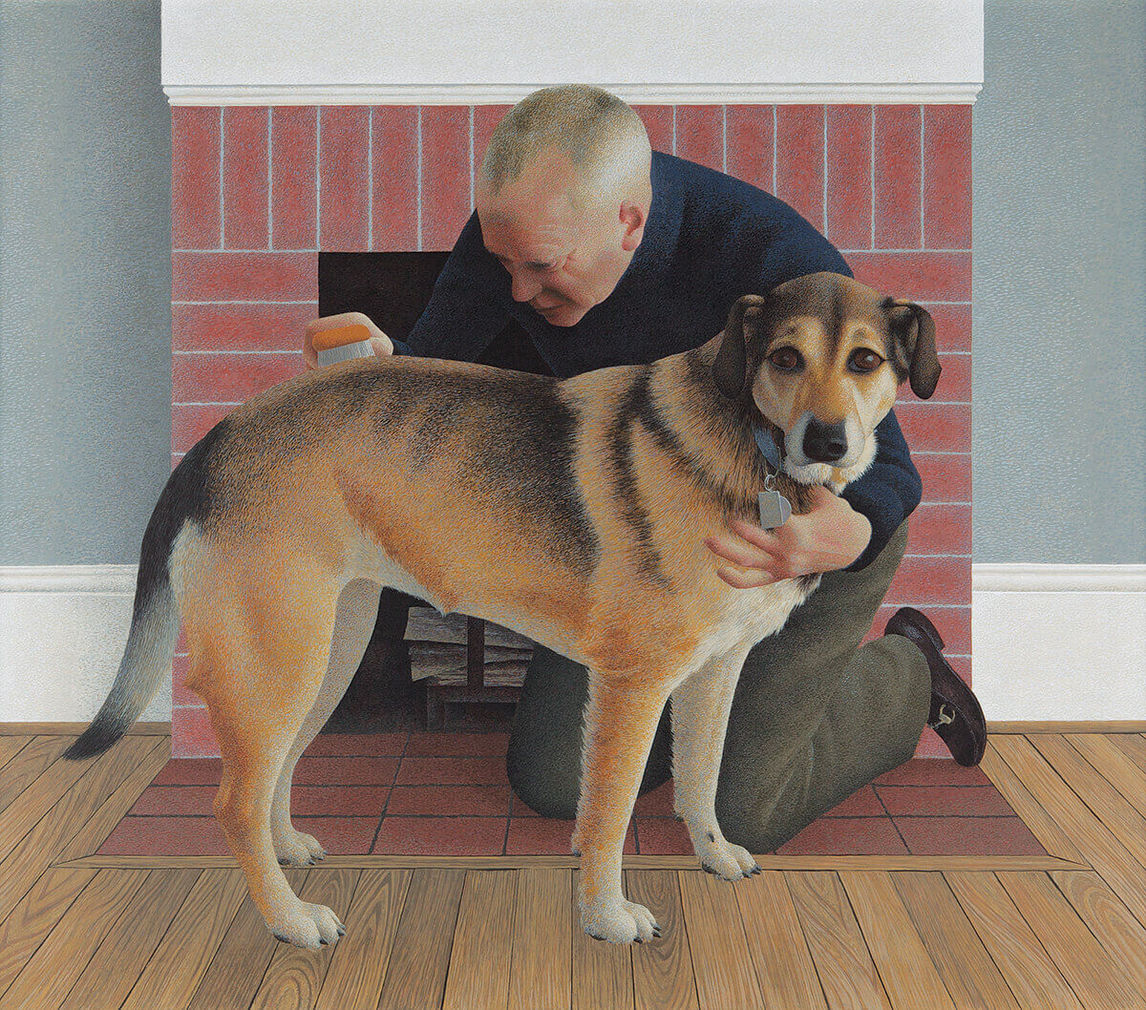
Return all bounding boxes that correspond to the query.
[876,785,1016,818]
[726,105,775,193]
[172,404,232,453]
[632,105,673,153]
[905,503,972,556]
[171,706,218,758]
[172,662,198,707]
[371,106,419,251]
[372,816,506,855]
[173,352,298,404]
[222,107,269,249]
[291,786,390,817]
[404,731,509,757]
[151,758,223,785]
[386,785,511,817]
[506,818,636,855]
[172,251,318,301]
[884,555,971,607]
[173,301,319,353]
[291,816,381,854]
[777,816,907,855]
[847,251,970,302]
[923,106,971,249]
[632,780,676,817]
[172,107,220,249]
[395,755,509,786]
[898,352,969,404]
[633,817,691,854]
[319,106,370,250]
[294,756,399,786]
[914,730,953,759]
[305,732,409,757]
[822,785,884,817]
[675,105,724,171]
[271,106,318,249]
[923,303,971,352]
[914,452,971,502]
[875,604,970,656]
[874,105,921,249]
[895,403,970,454]
[472,105,514,176]
[826,105,872,249]
[895,817,1045,856]
[775,105,824,231]
[875,757,990,787]
[129,785,216,816]
[99,816,227,856]
[420,106,472,250]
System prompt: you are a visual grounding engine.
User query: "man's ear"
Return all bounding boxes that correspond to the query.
[619,199,647,252]
[713,295,768,399]
[884,299,941,399]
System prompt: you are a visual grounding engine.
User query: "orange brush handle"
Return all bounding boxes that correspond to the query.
[310,323,374,352]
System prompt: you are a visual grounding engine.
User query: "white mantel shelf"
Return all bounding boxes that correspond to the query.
[161,0,984,106]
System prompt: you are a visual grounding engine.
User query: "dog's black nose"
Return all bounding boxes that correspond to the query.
[803,419,848,462]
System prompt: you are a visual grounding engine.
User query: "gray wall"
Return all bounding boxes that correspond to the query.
[1,1,1143,566]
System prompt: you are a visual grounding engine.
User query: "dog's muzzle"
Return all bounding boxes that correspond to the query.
[801,418,849,463]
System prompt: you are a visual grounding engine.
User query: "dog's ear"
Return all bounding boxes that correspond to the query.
[713,295,769,399]
[884,299,941,399]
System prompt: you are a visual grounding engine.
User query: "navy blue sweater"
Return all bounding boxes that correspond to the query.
[394,151,921,571]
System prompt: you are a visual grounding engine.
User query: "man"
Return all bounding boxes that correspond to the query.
[305,85,984,852]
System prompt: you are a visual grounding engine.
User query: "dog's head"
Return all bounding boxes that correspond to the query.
[712,272,940,481]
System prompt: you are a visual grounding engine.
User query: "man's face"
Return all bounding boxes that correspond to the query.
[476,150,641,327]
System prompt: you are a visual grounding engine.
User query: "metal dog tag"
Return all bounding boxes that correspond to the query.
[758,489,792,529]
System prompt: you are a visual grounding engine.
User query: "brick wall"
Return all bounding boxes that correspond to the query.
[170,103,971,758]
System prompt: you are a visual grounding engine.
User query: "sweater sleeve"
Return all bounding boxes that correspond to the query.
[839,409,922,571]
[391,213,511,361]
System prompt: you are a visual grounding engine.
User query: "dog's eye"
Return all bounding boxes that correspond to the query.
[848,349,883,373]
[768,347,803,372]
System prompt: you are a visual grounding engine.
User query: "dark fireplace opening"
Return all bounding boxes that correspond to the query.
[317,252,548,734]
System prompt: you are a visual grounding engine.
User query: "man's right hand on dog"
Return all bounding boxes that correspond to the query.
[303,312,394,369]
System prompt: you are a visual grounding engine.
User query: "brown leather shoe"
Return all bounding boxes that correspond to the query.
[884,607,986,766]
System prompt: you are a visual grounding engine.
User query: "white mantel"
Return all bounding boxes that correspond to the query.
[161,0,984,106]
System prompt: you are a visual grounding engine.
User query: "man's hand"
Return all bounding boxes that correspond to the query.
[303,311,394,370]
[705,485,872,588]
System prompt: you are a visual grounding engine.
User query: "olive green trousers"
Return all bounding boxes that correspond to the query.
[505,521,930,851]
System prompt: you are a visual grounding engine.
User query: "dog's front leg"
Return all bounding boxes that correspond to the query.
[574,671,673,943]
[670,648,761,880]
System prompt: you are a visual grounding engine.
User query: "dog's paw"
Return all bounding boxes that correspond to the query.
[274,828,327,867]
[580,897,660,944]
[269,901,345,949]
[695,832,761,881]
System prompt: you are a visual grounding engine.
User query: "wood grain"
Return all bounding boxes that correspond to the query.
[571,869,633,1010]
[1065,733,1146,818]
[626,870,697,1010]
[1110,732,1146,773]
[677,872,763,1010]
[442,870,517,1010]
[508,867,572,1010]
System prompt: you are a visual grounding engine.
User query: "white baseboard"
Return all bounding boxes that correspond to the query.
[1,564,1143,724]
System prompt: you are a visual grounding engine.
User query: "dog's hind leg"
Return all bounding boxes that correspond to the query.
[670,648,761,880]
[270,577,382,866]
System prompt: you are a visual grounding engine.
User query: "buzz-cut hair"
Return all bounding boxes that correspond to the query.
[479,85,651,202]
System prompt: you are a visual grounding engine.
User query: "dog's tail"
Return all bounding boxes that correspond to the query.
[64,419,229,761]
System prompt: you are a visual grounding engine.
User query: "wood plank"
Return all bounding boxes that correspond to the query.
[626,869,697,1010]
[571,869,633,1010]
[944,872,1082,1010]
[1051,870,1146,1005]
[1029,734,1146,868]
[987,721,1146,734]
[998,870,1143,1010]
[787,871,891,1010]
[376,867,466,1010]
[508,867,572,1010]
[442,870,517,1010]
[893,871,1020,1010]
[0,736,162,923]
[1110,732,1146,773]
[251,869,359,1010]
[979,742,1087,864]
[187,868,306,1010]
[1067,733,1146,818]
[677,872,763,1010]
[0,737,32,781]
[991,734,1146,925]
[0,866,96,998]
[316,869,411,1010]
[0,722,170,735]
[119,868,249,1010]
[0,736,79,829]
[0,868,148,1010]
[837,871,955,1010]
[735,871,827,1010]
[60,868,201,1010]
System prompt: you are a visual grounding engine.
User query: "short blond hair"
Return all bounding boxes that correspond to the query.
[479,85,651,204]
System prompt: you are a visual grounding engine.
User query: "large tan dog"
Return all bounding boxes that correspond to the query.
[67,272,940,948]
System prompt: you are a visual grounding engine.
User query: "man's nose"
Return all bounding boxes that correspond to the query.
[510,269,542,303]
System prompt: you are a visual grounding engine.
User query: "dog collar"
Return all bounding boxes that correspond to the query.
[753,426,783,471]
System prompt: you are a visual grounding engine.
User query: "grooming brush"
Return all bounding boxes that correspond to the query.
[311,313,380,366]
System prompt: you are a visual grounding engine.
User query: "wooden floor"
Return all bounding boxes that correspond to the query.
[1,727,1144,1009]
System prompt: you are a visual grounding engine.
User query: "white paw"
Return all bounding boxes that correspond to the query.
[694,830,760,881]
[269,900,345,949]
[580,897,661,944]
[274,827,327,867]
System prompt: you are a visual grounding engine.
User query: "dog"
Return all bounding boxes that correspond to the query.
[66,271,940,948]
